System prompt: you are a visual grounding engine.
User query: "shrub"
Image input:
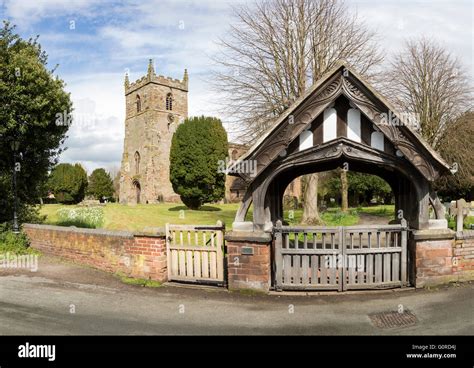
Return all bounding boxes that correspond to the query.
[0,225,38,255]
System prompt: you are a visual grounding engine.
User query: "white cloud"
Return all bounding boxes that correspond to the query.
[3,0,102,28]
[58,72,125,172]
[2,0,472,172]
[350,0,473,73]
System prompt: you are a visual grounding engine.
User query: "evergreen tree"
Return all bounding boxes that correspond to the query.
[48,163,88,204]
[170,116,228,209]
[0,21,72,223]
[87,168,114,202]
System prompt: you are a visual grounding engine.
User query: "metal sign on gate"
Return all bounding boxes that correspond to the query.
[273,220,408,291]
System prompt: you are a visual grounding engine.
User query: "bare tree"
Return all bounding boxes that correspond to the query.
[435,111,474,199]
[213,0,382,224]
[382,37,472,149]
[381,37,473,200]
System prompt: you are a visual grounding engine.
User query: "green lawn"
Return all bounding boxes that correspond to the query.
[39,203,244,231]
[38,203,395,232]
[448,215,474,230]
[354,205,395,217]
[283,208,361,227]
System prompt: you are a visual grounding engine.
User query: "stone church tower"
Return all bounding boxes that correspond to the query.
[119,60,188,204]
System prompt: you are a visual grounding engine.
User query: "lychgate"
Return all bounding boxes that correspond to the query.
[225,61,452,292]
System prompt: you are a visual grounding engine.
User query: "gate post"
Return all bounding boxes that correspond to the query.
[400,219,407,286]
[165,223,171,281]
[274,220,283,291]
[216,221,225,284]
[410,228,456,287]
[225,230,273,293]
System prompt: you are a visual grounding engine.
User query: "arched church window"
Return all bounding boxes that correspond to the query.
[166,93,173,111]
[134,151,141,174]
[136,95,141,113]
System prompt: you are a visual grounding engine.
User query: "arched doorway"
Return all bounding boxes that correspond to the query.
[133,179,141,204]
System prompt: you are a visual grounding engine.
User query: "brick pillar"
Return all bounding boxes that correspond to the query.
[131,234,168,282]
[225,231,272,292]
[410,229,456,287]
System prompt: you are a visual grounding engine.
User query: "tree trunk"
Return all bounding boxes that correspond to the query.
[301,173,322,225]
[340,169,348,212]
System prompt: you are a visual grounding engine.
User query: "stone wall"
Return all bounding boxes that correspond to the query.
[23,224,167,282]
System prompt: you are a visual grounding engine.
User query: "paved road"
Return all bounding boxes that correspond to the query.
[0,256,473,335]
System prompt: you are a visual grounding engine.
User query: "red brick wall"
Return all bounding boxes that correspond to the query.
[226,241,271,292]
[23,224,167,282]
[453,235,474,279]
[413,232,474,287]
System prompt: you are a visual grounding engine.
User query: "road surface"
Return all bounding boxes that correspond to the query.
[0,255,473,335]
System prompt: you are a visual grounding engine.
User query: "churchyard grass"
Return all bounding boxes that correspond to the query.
[38,203,394,232]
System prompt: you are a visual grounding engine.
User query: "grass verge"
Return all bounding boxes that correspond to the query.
[115,273,162,288]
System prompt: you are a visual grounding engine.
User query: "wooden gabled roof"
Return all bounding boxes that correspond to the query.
[229,61,451,183]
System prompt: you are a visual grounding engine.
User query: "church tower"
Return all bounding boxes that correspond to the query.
[119,60,188,204]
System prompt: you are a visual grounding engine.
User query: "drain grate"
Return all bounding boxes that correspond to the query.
[369,310,418,329]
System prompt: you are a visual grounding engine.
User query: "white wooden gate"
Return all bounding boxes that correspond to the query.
[166,222,225,285]
[273,220,408,291]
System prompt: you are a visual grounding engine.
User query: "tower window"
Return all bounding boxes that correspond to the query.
[166,93,173,111]
[136,95,141,113]
[134,151,141,174]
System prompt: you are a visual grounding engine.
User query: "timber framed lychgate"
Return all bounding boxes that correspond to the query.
[223,61,453,293]
[273,220,408,291]
[165,222,225,285]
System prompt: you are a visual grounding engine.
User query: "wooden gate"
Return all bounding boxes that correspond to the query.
[165,221,225,285]
[273,220,408,291]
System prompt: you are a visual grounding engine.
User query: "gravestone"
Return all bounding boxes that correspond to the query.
[449,199,470,232]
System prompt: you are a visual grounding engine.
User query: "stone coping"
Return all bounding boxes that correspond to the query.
[133,232,166,238]
[225,231,272,243]
[410,228,455,241]
[23,223,165,238]
[455,230,474,240]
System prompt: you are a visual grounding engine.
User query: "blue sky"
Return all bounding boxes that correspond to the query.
[1,0,472,174]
